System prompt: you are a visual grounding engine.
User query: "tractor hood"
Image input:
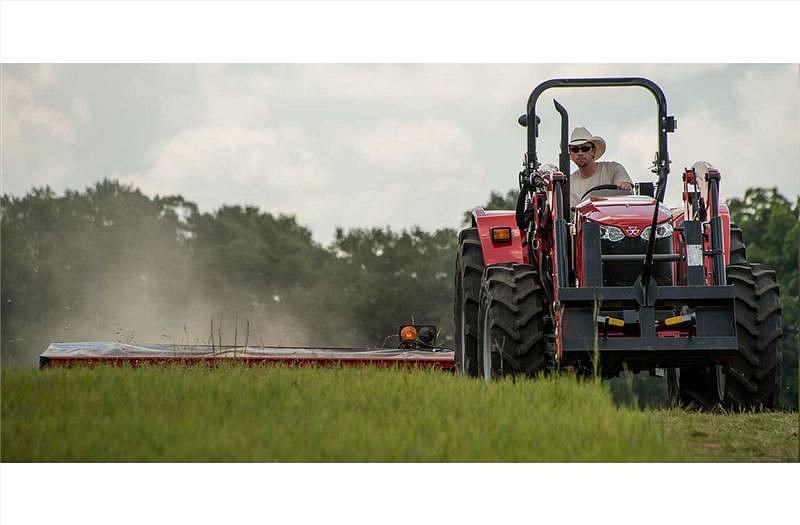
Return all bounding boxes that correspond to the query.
[576,195,672,237]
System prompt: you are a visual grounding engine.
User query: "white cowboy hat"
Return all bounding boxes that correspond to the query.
[569,127,606,160]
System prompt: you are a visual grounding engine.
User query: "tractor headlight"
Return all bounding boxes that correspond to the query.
[641,221,673,241]
[599,224,625,242]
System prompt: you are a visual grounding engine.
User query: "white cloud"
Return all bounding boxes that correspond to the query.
[3,75,77,145]
[123,116,491,244]
[351,118,479,181]
[31,64,60,89]
[338,117,488,234]
[121,124,330,210]
[672,65,799,200]
[2,71,81,193]
[2,76,34,105]
[194,65,281,126]
[117,65,798,244]
[285,64,730,112]
[4,64,797,244]
[71,97,91,122]
[22,105,77,144]
[734,66,797,139]
[612,65,800,208]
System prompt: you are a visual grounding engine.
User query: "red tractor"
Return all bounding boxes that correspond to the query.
[454,77,782,410]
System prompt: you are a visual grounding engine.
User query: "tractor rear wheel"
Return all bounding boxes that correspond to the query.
[724,263,782,410]
[476,264,548,380]
[454,228,484,376]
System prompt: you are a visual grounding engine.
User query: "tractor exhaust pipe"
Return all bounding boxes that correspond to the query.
[553,99,570,208]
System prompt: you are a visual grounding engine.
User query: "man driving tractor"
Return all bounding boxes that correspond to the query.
[568,126,633,204]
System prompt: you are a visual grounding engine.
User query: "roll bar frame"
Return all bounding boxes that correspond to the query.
[524,77,676,203]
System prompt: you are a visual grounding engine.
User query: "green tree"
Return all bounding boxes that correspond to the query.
[1,180,196,365]
[329,227,458,347]
[190,206,326,310]
[187,205,353,347]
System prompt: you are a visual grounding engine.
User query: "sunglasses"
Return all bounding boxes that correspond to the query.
[569,145,593,153]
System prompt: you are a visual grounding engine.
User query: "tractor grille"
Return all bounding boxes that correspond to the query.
[601,236,674,287]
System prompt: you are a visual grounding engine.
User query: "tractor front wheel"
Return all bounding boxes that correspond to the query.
[476,264,548,380]
[666,366,725,411]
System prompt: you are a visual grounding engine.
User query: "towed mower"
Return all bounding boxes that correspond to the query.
[39,324,454,370]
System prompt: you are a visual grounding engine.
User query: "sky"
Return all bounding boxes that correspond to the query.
[3,63,798,245]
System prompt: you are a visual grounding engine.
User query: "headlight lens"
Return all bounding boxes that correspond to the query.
[641,221,674,241]
[599,224,625,242]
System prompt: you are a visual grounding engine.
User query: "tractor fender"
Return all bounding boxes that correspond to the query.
[471,207,527,266]
[718,203,732,265]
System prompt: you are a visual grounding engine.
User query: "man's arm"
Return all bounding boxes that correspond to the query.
[612,162,633,191]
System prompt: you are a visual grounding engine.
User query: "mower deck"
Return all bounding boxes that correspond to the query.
[39,342,455,370]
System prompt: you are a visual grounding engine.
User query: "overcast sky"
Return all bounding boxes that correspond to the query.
[3,63,798,245]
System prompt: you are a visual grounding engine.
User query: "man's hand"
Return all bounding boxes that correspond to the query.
[616,181,633,191]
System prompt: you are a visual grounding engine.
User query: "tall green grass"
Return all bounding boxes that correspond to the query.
[1,366,687,461]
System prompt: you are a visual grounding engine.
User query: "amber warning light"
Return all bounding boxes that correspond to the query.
[400,325,417,341]
[491,227,512,242]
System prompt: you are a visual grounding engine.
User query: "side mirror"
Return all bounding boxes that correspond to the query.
[636,182,655,198]
[518,114,541,128]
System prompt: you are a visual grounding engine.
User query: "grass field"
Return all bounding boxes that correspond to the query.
[2,366,797,462]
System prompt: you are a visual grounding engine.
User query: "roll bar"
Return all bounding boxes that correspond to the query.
[523,77,676,203]
[520,77,678,294]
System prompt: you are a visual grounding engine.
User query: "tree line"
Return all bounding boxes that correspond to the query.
[1,181,797,407]
[1,180,457,365]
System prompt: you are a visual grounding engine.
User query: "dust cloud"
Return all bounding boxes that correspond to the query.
[4,228,360,367]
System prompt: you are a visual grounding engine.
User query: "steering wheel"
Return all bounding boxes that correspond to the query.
[580,184,633,200]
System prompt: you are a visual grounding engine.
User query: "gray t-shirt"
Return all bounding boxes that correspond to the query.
[570,161,632,206]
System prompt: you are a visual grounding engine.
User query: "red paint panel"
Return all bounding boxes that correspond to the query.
[575,196,673,237]
[473,208,526,266]
[671,203,732,284]
[719,203,731,266]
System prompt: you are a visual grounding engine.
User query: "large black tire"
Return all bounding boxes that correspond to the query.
[729,222,747,265]
[454,228,484,376]
[666,368,680,408]
[666,365,726,411]
[476,264,548,380]
[666,221,766,411]
[724,263,782,410]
